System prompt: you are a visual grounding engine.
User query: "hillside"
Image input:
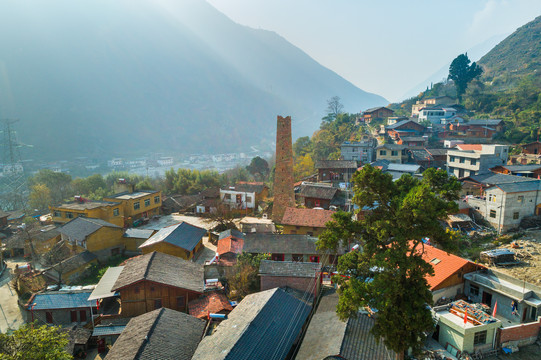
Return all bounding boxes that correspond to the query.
[0,0,387,161]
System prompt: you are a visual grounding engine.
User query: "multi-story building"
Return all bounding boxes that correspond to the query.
[375,144,408,164]
[220,182,268,213]
[104,190,162,227]
[340,139,376,163]
[50,198,124,227]
[361,106,394,123]
[418,107,457,124]
[411,96,456,117]
[447,144,508,178]
[315,160,358,186]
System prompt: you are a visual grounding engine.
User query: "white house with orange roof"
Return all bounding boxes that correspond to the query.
[447,144,509,178]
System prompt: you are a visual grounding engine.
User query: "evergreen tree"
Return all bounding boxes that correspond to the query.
[448,53,483,100]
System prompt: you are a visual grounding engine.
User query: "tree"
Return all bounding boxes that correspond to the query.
[28,184,52,212]
[42,240,71,287]
[0,323,72,359]
[28,170,73,204]
[448,53,483,100]
[323,96,344,122]
[293,154,315,180]
[293,136,312,158]
[246,156,270,179]
[317,166,461,358]
[227,252,270,300]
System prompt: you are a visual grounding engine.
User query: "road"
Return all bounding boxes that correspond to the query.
[0,257,26,333]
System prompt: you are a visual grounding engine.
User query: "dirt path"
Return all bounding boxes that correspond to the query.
[0,258,27,333]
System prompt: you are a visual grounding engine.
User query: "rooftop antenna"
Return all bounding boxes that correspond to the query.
[0,119,29,211]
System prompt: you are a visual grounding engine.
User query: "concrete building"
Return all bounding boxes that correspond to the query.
[418,107,457,124]
[411,96,456,117]
[340,139,376,163]
[447,144,508,178]
[375,144,408,164]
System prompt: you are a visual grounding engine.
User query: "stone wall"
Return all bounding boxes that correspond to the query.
[272,116,295,221]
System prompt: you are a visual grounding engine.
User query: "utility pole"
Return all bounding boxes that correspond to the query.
[0,119,29,211]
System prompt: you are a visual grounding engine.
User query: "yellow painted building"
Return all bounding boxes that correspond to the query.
[50,200,124,227]
[59,217,124,260]
[123,229,155,253]
[375,144,408,164]
[139,222,206,260]
[104,190,161,226]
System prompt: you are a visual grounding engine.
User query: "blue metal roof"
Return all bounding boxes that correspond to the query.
[30,291,94,310]
[92,325,126,337]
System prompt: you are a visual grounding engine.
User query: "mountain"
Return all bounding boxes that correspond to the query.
[0,0,386,161]
[478,15,541,87]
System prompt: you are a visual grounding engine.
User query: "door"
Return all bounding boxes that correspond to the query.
[482,291,492,306]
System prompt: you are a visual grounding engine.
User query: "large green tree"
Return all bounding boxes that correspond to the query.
[318,166,461,358]
[448,53,483,100]
[246,156,269,179]
[0,323,72,360]
[28,169,73,205]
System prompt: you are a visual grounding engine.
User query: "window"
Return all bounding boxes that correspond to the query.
[292,254,303,262]
[470,285,479,297]
[79,310,87,322]
[70,311,77,322]
[144,199,150,207]
[177,296,185,309]
[246,196,252,203]
[271,253,285,261]
[310,256,320,263]
[154,299,162,309]
[150,286,155,292]
[391,150,398,156]
[134,287,140,294]
[46,311,53,324]
[53,211,61,217]
[450,156,455,162]
[224,193,231,200]
[134,201,140,210]
[307,232,313,236]
[66,212,73,219]
[518,196,524,203]
[513,212,520,220]
[154,196,160,204]
[474,330,487,345]
[459,157,465,163]
[489,210,497,218]
[471,159,477,166]
[113,208,119,216]
[380,150,387,156]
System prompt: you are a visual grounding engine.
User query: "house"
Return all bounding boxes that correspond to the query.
[162,194,202,214]
[315,160,358,186]
[396,135,427,147]
[426,148,449,168]
[138,222,206,260]
[490,164,541,178]
[238,216,276,233]
[296,183,338,210]
[443,119,503,139]
[104,308,206,360]
[375,144,408,164]
[440,115,466,125]
[192,287,311,360]
[220,182,268,213]
[26,290,96,326]
[520,141,541,155]
[418,107,457,124]
[59,217,124,260]
[50,199,123,227]
[296,288,399,360]
[433,300,501,354]
[408,149,435,170]
[387,116,409,126]
[465,179,541,232]
[259,260,321,295]
[43,251,98,285]
[63,326,92,358]
[509,153,541,165]
[188,291,233,319]
[411,96,456,117]
[0,210,9,228]
[111,251,204,317]
[460,172,533,197]
[242,233,344,263]
[104,190,162,227]
[280,207,334,236]
[341,139,377,163]
[361,106,394,123]
[447,144,509,178]
[368,160,421,180]
[122,228,154,254]
[195,187,220,214]
[3,225,61,258]
[91,319,128,348]
[415,243,481,303]
[385,119,426,141]
[216,229,244,266]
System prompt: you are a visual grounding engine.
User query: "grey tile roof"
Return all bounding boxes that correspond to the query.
[491,180,541,193]
[218,229,245,241]
[92,325,126,337]
[467,119,503,126]
[192,287,311,360]
[221,182,267,193]
[340,315,399,360]
[243,234,319,254]
[375,144,407,150]
[59,217,121,242]
[465,173,534,186]
[139,222,206,252]
[29,291,94,310]
[51,251,97,274]
[123,229,154,239]
[298,184,338,200]
[112,252,204,293]
[315,160,358,169]
[500,164,541,172]
[426,148,449,156]
[259,260,321,278]
[385,119,418,129]
[105,308,206,360]
[364,106,393,113]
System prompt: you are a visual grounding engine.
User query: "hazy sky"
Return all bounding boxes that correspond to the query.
[207,0,541,102]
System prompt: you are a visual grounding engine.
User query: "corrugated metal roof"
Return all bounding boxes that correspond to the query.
[30,291,94,310]
[92,325,126,337]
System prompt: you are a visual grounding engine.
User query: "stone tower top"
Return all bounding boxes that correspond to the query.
[272,115,295,222]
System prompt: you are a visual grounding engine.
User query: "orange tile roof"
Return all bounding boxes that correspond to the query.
[456,144,483,151]
[413,242,476,290]
[281,207,335,228]
[188,291,233,319]
[216,236,244,256]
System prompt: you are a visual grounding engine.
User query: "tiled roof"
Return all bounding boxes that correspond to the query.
[464,173,533,186]
[188,291,233,319]
[426,148,449,156]
[259,260,321,278]
[29,291,94,310]
[112,252,204,293]
[192,288,311,360]
[51,251,97,274]
[467,119,503,126]
[385,119,418,130]
[217,237,244,256]
[105,308,206,360]
[375,144,407,150]
[105,190,159,200]
[92,325,126,337]
[60,217,121,242]
[221,182,266,194]
[52,200,119,211]
[139,222,206,252]
[499,164,541,172]
[242,234,338,255]
[281,207,335,228]
[315,160,358,169]
[218,229,245,241]
[364,106,392,113]
[298,184,338,200]
[455,144,483,151]
[491,180,541,193]
[414,243,474,290]
[123,229,154,239]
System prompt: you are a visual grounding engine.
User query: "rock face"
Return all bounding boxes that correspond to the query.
[272,116,295,222]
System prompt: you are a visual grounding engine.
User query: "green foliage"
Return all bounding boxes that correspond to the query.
[317,166,461,357]
[448,53,483,99]
[323,96,345,122]
[227,252,270,300]
[28,169,73,205]
[0,323,72,360]
[246,156,270,179]
[164,168,222,195]
[28,184,52,212]
[72,254,128,286]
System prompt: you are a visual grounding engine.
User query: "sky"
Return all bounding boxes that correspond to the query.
[207,0,541,102]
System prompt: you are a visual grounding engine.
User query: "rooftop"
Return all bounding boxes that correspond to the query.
[221,182,267,194]
[50,251,97,275]
[386,119,422,130]
[88,266,124,301]
[463,173,534,186]
[123,228,155,239]
[104,307,206,360]
[188,291,233,319]
[364,106,393,113]
[259,260,321,278]
[59,217,121,242]
[51,200,119,211]
[298,183,338,200]
[242,233,343,255]
[28,290,94,311]
[192,287,311,360]
[217,236,244,256]
[112,252,204,293]
[315,160,358,170]
[106,190,159,200]
[281,207,335,228]
[139,221,207,252]
[490,180,541,193]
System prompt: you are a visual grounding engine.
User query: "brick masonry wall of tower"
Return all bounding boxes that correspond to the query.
[272,115,295,222]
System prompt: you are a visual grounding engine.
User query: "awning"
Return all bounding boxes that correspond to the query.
[92,325,126,337]
[524,298,541,307]
[87,266,124,301]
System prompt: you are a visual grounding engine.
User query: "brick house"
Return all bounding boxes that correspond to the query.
[280,207,335,236]
[361,106,394,123]
[216,229,245,266]
[296,183,338,210]
[315,160,358,186]
[111,251,204,317]
[259,260,321,296]
[520,141,541,155]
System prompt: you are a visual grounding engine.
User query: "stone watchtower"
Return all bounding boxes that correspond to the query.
[272,115,295,222]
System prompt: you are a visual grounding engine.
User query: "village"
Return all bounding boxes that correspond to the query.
[1,99,541,360]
